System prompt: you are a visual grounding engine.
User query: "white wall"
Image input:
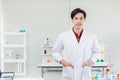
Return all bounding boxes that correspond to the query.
[2,0,70,79]
[0,0,3,69]
[1,0,120,79]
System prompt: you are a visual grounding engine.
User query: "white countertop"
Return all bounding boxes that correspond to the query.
[37,62,108,68]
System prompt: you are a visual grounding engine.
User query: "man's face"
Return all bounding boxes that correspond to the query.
[72,13,85,29]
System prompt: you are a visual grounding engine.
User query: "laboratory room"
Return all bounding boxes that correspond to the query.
[0,0,120,80]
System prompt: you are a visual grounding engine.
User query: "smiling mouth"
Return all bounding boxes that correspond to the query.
[77,24,82,26]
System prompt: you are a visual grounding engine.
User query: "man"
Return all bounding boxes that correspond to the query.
[52,8,102,80]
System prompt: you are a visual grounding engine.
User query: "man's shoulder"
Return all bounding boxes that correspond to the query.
[84,30,95,36]
[84,31,98,40]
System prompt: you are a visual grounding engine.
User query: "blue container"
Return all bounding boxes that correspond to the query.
[19,29,26,32]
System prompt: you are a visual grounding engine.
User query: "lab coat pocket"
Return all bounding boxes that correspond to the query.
[62,66,73,79]
[83,67,91,80]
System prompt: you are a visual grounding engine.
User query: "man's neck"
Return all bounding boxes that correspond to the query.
[73,27,83,36]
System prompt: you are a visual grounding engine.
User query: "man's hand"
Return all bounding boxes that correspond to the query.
[60,60,74,68]
[82,60,94,67]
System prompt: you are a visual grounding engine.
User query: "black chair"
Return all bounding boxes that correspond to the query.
[0,70,15,80]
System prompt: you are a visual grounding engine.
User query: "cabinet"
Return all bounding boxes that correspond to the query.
[41,46,60,65]
[41,45,54,64]
[41,37,59,65]
[1,32,27,76]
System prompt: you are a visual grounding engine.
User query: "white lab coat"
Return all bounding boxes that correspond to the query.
[52,29,102,80]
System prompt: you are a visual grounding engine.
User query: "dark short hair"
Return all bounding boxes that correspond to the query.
[71,8,86,19]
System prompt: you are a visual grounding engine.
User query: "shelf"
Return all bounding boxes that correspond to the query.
[3,45,26,47]
[4,32,26,35]
[3,62,25,75]
[2,59,25,63]
[93,62,108,66]
[42,54,52,56]
[1,32,27,76]
[43,46,53,48]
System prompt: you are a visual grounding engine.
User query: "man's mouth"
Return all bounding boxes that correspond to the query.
[77,24,82,26]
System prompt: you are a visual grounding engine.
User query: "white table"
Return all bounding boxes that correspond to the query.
[37,63,62,78]
[37,62,109,78]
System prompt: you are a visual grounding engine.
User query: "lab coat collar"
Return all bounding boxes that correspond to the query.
[70,28,87,45]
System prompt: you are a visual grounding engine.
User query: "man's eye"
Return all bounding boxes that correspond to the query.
[80,17,84,20]
[75,17,78,20]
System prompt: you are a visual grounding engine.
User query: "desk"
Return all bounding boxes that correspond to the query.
[37,62,108,78]
[37,63,62,78]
